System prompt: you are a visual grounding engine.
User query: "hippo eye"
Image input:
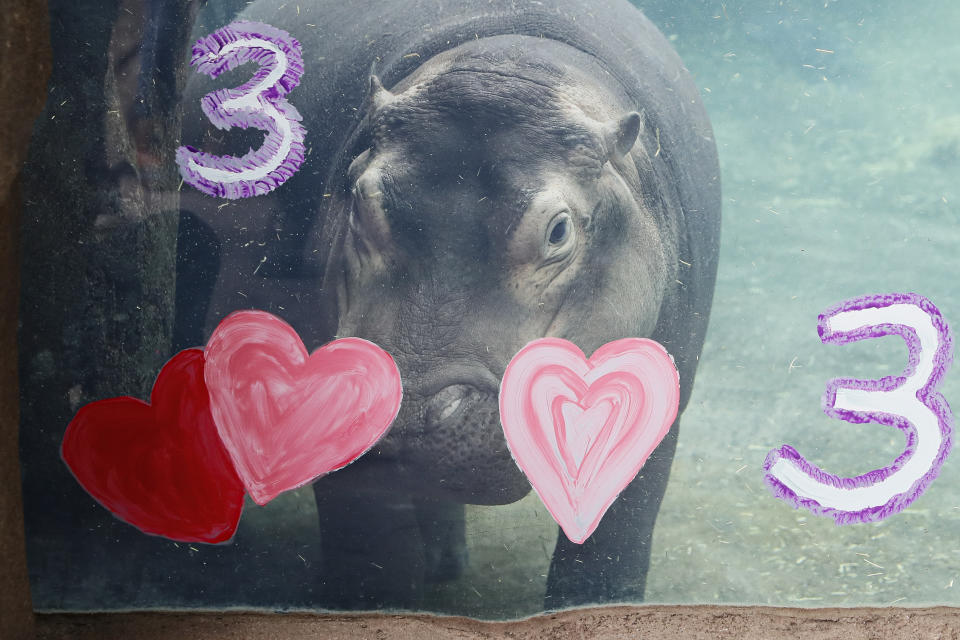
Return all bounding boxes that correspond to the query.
[541,211,575,265]
[548,218,569,245]
[545,211,574,250]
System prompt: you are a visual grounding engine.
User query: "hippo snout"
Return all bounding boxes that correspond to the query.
[358,365,530,504]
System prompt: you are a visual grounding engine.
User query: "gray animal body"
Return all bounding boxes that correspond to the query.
[178,0,720,610]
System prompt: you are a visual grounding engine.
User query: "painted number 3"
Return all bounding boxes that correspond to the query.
[176,21,306,199]
[764,293,954,524]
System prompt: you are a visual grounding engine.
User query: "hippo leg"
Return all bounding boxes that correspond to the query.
[314,486,426,609]
[414,498,468,583]
[544,422,679,608]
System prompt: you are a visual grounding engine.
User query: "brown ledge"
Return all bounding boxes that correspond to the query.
[33,607,960,639]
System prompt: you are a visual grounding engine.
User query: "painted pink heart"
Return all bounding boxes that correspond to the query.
[499,338,679,544]
[204,310,402,505]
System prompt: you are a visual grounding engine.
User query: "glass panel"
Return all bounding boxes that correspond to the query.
[18,0,960,617]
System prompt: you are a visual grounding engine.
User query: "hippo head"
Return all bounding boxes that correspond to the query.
[321,37,680,505]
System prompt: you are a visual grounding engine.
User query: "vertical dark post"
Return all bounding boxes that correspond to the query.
[1,0,51,636]
[18,0,200,606]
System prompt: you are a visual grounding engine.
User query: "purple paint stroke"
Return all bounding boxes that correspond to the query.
[763,292,953,525]
[176,21,306,199]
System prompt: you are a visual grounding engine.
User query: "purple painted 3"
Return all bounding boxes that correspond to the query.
[176,21,306,199]
[763,293,953,524]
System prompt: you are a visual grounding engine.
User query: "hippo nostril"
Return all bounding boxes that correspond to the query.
[425,384,477,427]
[439,397,462,421]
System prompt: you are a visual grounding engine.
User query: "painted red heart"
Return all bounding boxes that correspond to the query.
[499,338,679,544]
[61,349,244,543]
[203,310,403,505]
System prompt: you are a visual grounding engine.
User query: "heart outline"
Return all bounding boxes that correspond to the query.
[500,338,679,543]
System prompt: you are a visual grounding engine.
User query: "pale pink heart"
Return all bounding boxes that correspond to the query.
[499,338,679,544]
[204,310,402,505]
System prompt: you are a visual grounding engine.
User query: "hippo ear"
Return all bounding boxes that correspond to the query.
[602,111,643,159]
[368,75,396,112]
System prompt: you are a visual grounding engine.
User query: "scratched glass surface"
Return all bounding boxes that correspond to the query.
[18,0,960,617]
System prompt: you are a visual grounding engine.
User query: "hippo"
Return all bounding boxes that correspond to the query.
[176,0,720,610]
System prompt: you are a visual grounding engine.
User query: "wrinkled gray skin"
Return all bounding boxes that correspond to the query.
[178,0,720,611]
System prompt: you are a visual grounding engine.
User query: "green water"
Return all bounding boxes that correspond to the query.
[649,0,960,608]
